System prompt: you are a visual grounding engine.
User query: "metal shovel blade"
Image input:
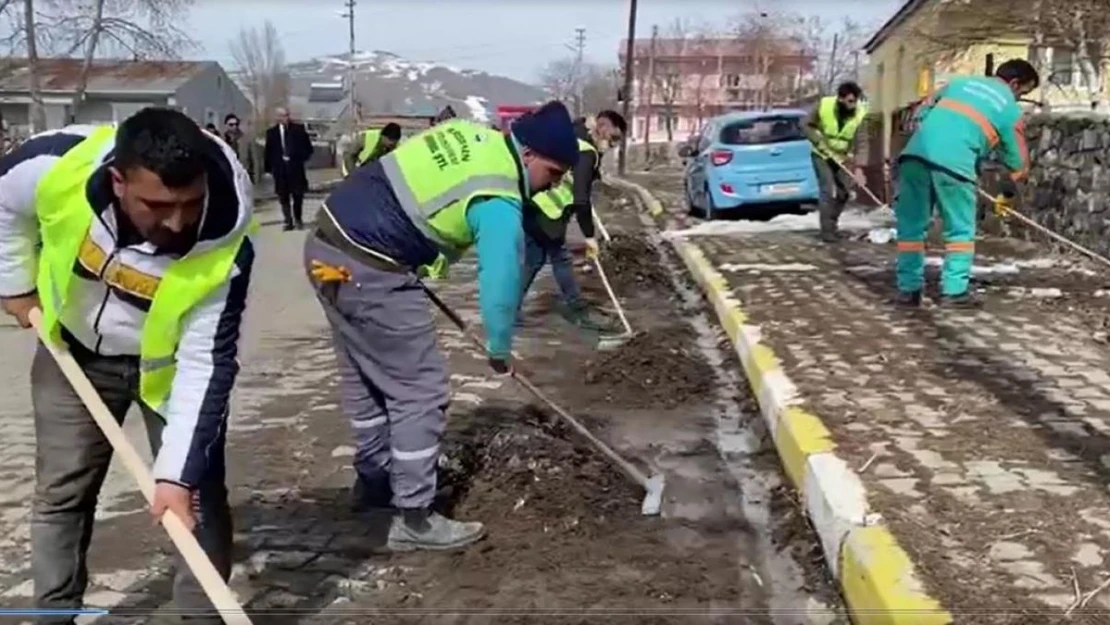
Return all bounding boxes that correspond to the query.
[641,473,665,516]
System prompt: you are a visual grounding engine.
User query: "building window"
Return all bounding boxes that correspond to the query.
[720,74,740,88]
[1050,47,1075,86]
[726,88,741,101]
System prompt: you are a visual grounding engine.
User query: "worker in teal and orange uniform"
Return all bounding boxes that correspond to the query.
[894,59,1039,308]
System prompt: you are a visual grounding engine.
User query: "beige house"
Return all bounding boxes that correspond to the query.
[864,0,1110,170]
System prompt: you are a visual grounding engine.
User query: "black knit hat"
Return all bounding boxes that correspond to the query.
[510,101,578,168]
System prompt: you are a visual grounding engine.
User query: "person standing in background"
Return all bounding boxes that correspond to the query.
[264,107,313,231]
[222,113,254,183]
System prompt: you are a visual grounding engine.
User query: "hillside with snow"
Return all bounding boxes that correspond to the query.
[286,50,546,130]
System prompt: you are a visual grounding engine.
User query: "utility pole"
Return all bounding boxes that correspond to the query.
[340,0,358,129]
[617,0,637,175]
[573,27,586,116]
[827,33,839,93]
[643,24,657,156]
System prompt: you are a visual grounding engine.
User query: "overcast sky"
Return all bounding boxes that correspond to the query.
[188,0,904,83]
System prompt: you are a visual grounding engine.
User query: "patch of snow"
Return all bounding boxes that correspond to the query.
[663,208,886,239]
[923,256,1060,275]
[464,95,490,123]
[719,263,818,273]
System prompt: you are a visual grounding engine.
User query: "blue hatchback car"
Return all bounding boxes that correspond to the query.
[681,110,820,219]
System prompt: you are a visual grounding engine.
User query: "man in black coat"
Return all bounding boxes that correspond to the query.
[264,107,314,230]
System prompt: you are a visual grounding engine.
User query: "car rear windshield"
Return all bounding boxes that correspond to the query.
[719,116,805,145]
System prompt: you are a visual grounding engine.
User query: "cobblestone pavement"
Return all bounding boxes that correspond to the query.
[634,170,1110,623]
[0,189,845,623]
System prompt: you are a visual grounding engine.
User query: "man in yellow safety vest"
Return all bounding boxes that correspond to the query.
[804,81,868,242]
[304,101,578,552]
[520,109,627,333]
[0,108,254,624]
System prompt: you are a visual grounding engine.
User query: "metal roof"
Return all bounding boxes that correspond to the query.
[863,0,929,53]
[0,58,212,95]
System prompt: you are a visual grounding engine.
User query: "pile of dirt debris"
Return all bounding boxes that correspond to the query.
[582,326,715,408]
[599,234,673,293]
[423,405,741,623]
[439,406,641,524]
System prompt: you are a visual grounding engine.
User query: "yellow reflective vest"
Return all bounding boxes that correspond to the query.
[34,126,248,416]
[816,95,867,156]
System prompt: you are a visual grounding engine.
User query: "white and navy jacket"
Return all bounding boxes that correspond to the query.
[0,125,255,488]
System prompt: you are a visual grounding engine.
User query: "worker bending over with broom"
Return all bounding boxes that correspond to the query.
[305,101,578,551]
[894,59,1038,308]
[519,109,627,333]
[0,108,254,623]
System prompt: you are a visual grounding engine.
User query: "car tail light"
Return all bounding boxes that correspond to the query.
[720,183,735,194]
[710,150,732,166]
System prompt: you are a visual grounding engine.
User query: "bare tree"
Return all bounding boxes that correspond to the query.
[38,0,196,122]
[732,8,806,107]
[23,0,44,132]
[579,64,621,114]
[538,57,578,102]
[230,20,289,180]
[908,0,1110,109]
[799,16,871,94]
[650,18,694,142]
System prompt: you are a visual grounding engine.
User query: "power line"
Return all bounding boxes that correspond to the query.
[573,27,586,115]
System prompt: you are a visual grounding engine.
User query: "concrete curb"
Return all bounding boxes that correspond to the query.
[605,175,952,625]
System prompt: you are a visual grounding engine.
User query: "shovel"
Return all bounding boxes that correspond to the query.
[419,284,665,516]
[28,308,253,625]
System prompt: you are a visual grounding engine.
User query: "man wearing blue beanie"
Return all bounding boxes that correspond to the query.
[303,100,577,552]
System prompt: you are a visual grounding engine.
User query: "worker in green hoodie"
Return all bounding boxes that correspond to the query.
[894,59,1038,308]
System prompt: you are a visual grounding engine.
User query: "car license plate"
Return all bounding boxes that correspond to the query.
[762,183,800,195]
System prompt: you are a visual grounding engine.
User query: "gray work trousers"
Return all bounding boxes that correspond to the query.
[812,154,852,233]
[30,342,232,624]
[303,235,449,510]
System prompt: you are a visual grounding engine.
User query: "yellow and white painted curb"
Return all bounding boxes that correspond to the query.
[607,176,952,625]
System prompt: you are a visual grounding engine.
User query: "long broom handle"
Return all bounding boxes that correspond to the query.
[973,188,1110,271]
[418,285,651,487]
[592,257,634,335]
[28,308,253,625]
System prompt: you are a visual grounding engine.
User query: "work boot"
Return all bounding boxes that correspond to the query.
[939,292,983,309]
[893,290,922,308]
[386,508,486,552]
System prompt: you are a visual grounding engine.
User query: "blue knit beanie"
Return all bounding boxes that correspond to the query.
[511,101,579,168]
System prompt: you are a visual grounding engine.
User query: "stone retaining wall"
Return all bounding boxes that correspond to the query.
[984,114,1110,253]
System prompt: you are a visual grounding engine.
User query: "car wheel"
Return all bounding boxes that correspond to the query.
[704,184,717,221]
[685,181,705,218]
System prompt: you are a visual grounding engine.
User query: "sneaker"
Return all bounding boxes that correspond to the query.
[386,509,486,552]
[939,292,983,309]
[893,290,922,308]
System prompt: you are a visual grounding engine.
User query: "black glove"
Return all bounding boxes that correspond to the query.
[999,177,1018,199]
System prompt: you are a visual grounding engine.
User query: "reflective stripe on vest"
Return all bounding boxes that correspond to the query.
[380,119,521,263]
[357,128,383,165]
[532,138,597,220]
[817,96,867,155]
[34,126,247,417]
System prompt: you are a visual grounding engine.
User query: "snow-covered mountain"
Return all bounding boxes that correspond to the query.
[285,50,546,129]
